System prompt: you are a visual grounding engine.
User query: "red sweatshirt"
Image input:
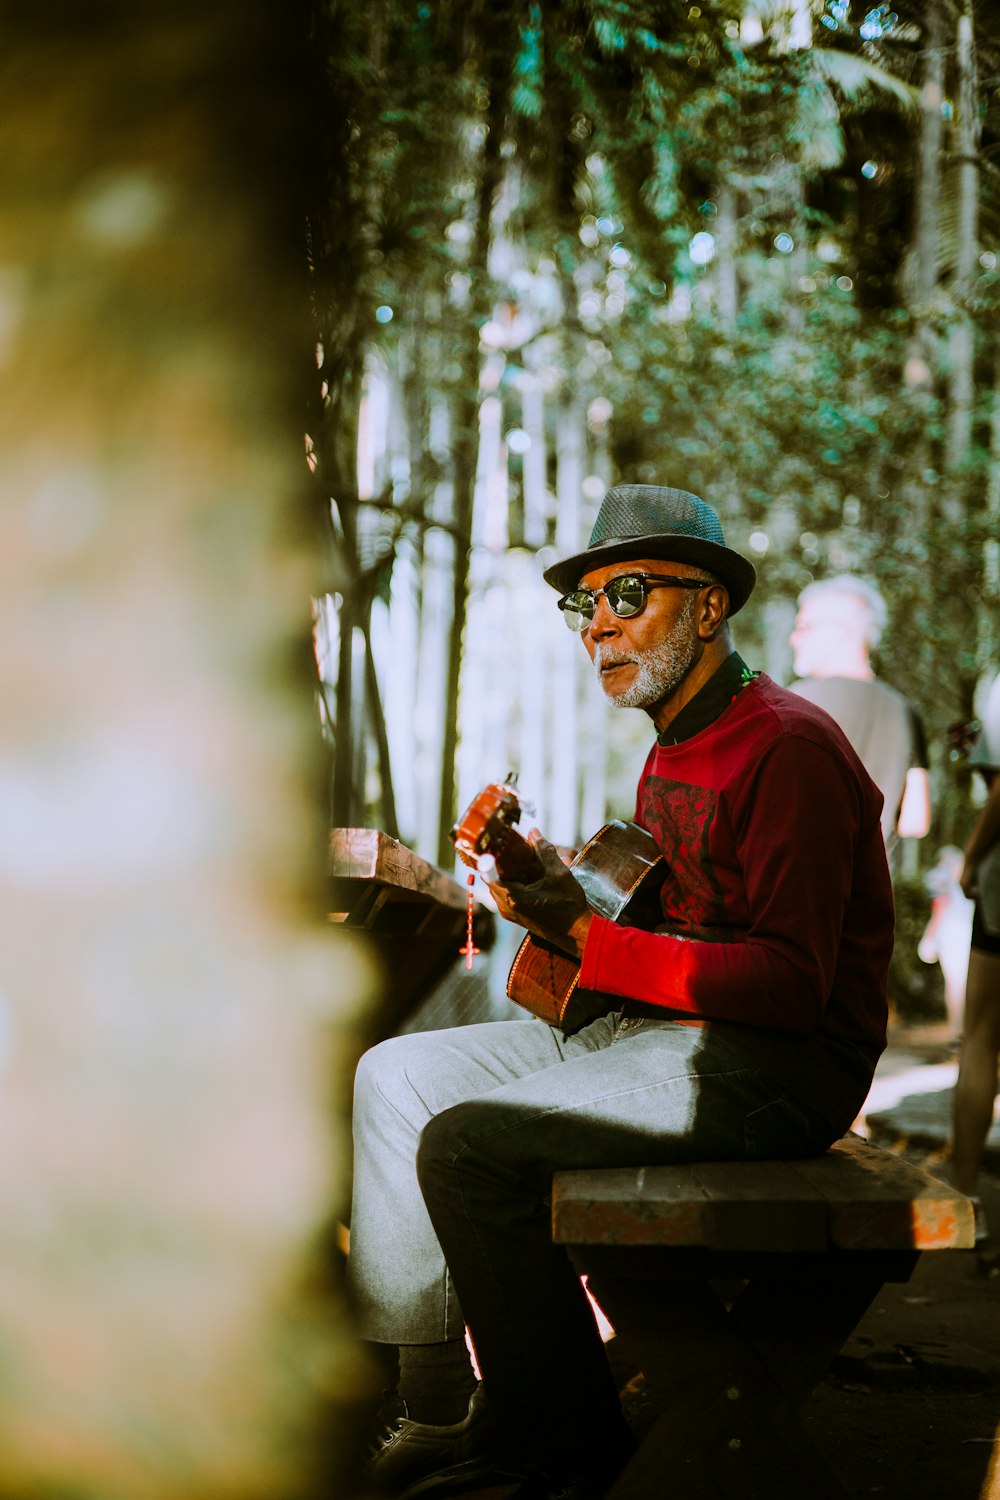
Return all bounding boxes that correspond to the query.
[578,673,893,1132]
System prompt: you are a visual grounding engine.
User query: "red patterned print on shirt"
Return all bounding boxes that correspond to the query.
[640,775,726,938]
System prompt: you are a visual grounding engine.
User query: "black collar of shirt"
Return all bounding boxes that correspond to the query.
[656,651,754,747]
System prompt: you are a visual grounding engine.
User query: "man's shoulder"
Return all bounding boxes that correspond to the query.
[735,675,872,771]
[648,676,878,813]
[732,678,882,820]
[742,673,855,739]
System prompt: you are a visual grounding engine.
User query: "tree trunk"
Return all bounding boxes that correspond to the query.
[332,560,359,825]
[978,348,1000,679]
[365,625,400,837]
[520,370,549,549]
[714,184,739,329]
[944,0,980,484]
[899,0,946,630]
[785,170,808,334]
[550,378,587,847]
[0,4,371,1496]
[435,33,507,867]
[913,1,945,313]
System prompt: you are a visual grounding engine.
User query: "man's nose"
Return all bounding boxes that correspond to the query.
[586,595,620,639]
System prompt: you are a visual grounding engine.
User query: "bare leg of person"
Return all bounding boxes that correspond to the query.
[950,947,1000,1196]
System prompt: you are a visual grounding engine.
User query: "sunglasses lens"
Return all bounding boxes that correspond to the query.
[559,591,593,631]
[606,576,646,617]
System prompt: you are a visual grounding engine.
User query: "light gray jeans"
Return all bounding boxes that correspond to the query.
[348,1009,835,1457]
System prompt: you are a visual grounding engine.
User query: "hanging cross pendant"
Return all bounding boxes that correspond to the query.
[459,872,480,970]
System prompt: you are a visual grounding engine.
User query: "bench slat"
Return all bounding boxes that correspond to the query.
[552,1136,975,1253]
[552,1163,708,1248]
[689,1160,828,1252]
[787,1136,974,1251]
[553,1159,828,1251]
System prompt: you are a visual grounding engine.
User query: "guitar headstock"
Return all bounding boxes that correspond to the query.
[450,780,544,883]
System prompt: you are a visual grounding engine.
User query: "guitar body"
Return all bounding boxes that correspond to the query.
[507,821,665,1033]
[451,784,666,1035]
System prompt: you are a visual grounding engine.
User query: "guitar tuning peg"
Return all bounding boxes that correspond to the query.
[499,773,535,820]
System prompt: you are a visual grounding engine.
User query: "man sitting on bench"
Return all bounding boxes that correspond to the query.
[348,485,894,1500]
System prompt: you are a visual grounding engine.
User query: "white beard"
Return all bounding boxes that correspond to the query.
[593,602,700,709]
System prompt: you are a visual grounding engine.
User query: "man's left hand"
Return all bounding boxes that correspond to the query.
[483,829,593,959]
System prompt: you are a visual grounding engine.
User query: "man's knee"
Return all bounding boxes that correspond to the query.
[415,1100,473,1188]
[354,1035,395,1096]
[417,1098,547,1208]
[353,1034,426,1128]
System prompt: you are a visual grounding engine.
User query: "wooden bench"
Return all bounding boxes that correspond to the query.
[552,1133,974,1500]
[329,827,494,1041]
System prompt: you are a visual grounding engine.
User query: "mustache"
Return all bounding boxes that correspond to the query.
[593,645,635,671]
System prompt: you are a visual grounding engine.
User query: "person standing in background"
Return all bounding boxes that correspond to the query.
[950,673,1000,1240]
[789,576,931,868]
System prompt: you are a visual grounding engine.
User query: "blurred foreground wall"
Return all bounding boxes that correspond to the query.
[0,6,374,1496]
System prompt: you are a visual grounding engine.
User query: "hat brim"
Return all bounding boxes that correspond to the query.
[542,535,757,616]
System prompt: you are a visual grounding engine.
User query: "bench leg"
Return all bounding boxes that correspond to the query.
[728,1276,883,1403]
[588,1275,858,1500]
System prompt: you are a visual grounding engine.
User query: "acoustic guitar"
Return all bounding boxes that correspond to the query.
[451,782,666,1034]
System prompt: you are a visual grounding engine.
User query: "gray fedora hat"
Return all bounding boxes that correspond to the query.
[542,483,756,615]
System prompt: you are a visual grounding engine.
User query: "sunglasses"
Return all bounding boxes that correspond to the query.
[557,572,714,631]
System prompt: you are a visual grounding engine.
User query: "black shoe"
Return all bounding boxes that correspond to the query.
[366,1384,507,1499]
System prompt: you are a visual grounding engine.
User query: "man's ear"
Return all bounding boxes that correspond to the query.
[698,584,730,640]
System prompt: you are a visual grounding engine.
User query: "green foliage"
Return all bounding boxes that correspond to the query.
[310,0,1000,852]
[604,275,916,533]
[810,46,918,117]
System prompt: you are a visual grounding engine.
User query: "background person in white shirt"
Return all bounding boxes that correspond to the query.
[789,575,931,866]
